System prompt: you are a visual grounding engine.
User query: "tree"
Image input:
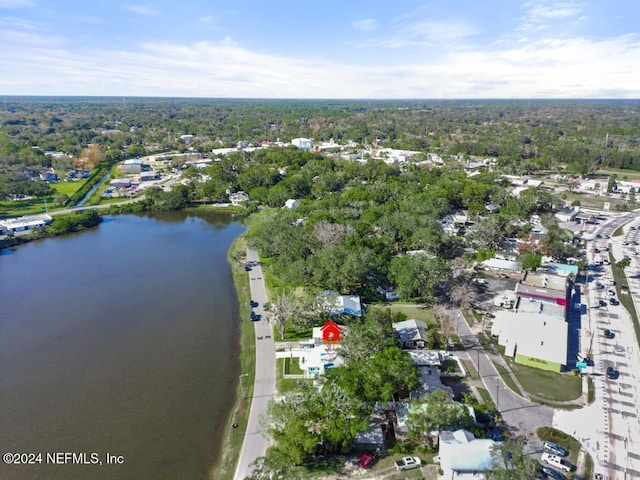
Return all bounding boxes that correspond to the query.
[519,252,542,270]
[390,253,451,301]
[270,291,298,340]
[333,345,419,405]
[485,439,539,480]
[616,257,631,271]
[406,390,475,448]
[339,312,395,363]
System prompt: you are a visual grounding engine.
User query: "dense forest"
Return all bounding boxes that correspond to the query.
[1,97,640,177]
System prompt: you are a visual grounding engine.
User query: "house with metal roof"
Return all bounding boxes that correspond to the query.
[392,319,428,349]
[437,429,497,479]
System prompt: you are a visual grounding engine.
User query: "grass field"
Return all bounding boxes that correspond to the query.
[507,361,582,402]
[51,181,83,196]
[369,303,437,325]
[610,251,640,346]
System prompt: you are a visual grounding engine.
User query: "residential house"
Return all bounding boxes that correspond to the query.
[277,321,346,377]
[320,290,363,316]
[291,138,313,150]
[484,202,501,214]
[481,258,522,273]
[437,429,497,479]
[393,319,428,349]
[229,191,250,206]
[283,199,298,210]
[39,168,58,182]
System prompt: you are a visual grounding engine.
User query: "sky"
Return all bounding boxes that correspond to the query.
[1,0,639,99]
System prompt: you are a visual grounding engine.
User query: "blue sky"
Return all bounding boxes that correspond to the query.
[1,0,639,98]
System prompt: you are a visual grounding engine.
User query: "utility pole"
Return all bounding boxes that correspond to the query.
[495,378,500,410]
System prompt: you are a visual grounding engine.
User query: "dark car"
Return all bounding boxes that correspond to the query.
[250,300,259,308]
[610,298,620,306]
[603,329,615,339]
[599,300,607,307]
[606,366,619,379]
[541,465,566,480]
[244,265,252,271]
[358,452,377,469]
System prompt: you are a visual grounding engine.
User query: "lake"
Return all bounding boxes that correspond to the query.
[0,212,244,480]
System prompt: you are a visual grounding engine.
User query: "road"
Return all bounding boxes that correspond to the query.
[553,210,640,479]
[456,310,554,451]
[233,249,276,480]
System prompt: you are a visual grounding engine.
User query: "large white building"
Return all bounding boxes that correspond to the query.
[0,213,53,234]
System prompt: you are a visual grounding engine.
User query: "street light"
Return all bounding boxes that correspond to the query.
[239,373,249,398]
[495,378,500,410]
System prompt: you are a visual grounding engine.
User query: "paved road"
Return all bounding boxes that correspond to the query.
[456,310,553,452]
[233,249,276,480]
[553,210,640,479]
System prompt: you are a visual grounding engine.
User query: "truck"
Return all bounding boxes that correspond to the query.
[395,456,421,471]
[541,452,572,472]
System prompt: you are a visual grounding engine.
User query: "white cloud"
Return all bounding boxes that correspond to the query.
[0,0,35,8]
[1,31,639,99]
[356,19,481,49]
[352,18,378,32]
[123,3,160,16]
[526,1,584,21]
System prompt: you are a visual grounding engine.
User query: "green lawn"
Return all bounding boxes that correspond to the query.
[476,387,496,410]
[561,191,627,210]
[507,361,582,402]
[610,251,640,345]
[369,303,437,325]
[51,181,83,196]
[492,361,523,397]
[284,357,304,375]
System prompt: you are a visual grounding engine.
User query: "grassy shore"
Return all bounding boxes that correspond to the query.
[211,235,257,480]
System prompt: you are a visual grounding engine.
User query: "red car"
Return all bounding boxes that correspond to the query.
[358,453,377,468]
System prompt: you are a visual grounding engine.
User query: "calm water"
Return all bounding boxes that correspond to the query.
[0,212,244,480]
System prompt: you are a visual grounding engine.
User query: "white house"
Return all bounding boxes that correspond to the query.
[229,191,250,206]
[320,291,363,316]
[291,138,313,150]
[437,429,497,479]
[283,199,298,210]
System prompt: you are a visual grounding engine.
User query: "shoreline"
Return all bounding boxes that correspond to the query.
[210,234,258,480]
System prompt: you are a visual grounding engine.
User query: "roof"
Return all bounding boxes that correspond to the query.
[393,319,428,344]
[522,272,567,291]
[0,213,52,229]
[516,283,566,301]
[123,158,143,165]
[407,350,441,366]
[320,291,363,316]
[482,258,522,271]
[516,297,566,317]
[439,429,496,473]
[490,311,568,365]
[546,263,579,276]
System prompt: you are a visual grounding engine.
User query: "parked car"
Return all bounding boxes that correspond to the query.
[358,452,377,469]
[599,300,607,307]
[606,366,619,379]
[250,300,259,308]
[610,298,620,306]
[541,465,566,480]
[603,329,615,339]
[395,456,421,471]
[543,441,568,457]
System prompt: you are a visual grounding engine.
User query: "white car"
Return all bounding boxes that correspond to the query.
[395,456,421,471]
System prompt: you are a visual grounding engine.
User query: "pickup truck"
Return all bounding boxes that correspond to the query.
[395,456,421,471]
